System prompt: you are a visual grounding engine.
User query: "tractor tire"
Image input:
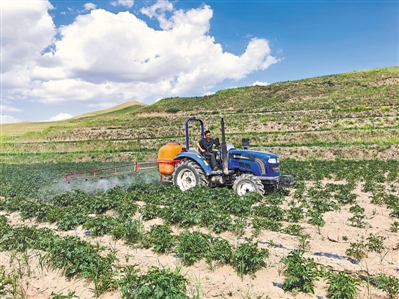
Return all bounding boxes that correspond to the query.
[172,160,208,191]
[233,173,265,196]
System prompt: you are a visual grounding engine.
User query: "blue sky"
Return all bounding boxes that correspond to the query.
[1,0,397,123]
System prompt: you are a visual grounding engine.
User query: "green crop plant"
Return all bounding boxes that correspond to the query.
[56,208,87,231]
[83,215,117,237]
[370,190,388,205]
[296,233,311,252]
[110,218,144,245]
[264,192,285,205]
[283,224,304,236]
[0,266,14,298]
[375,274,399,299]
[0,269,25,299]
[139,203,161,221]
[366,233,385,253]
[293,180,306,200]
[388,201,399,218]
[286,200,304,222]
[229,217,248,237]
[119,266,198,299]
[326,271,359,299]
[251,203,285,221]
[348,204,367,228]
[204,236,233,270]
[345,237,367,261]
[142,224,175,253]
[45,235,115,278]
[307,210,326,228]
[281,250,320,294]
[231,238,268,279]
[200,210,232,233]
[50,291,79,299]
[251,217,282,236]
[175,231,209,266]
[384,193,399,206]
[390,221,399,232]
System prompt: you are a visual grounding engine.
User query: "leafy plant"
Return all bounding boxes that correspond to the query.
[252,217,282,235]
[327,271,359,299]
[139,204,160,221]
[111,218,144,245]
[366,233,385,253]
[175,231,209,266]
[281,250,320,294]
[231,238,268,279]
[388,201,399,218]
[83,215,117,237]
[204,236,233,270]
[286,200,304,222]
[142,224,175,253]
[119,266,197,299]
[348,204,367,228]
[283,224,304,236]
[50,291,79,299]
[56,208,87,231]
[296,234,311,252]
[375,274,399,299]
[390,221,399,233]
[252,203,285,221]
[229,217,247,237]
[345,237,367,261]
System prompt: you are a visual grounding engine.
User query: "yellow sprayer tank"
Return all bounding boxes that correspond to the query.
[158,142,184,175]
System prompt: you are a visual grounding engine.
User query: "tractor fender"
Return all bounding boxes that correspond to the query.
[173,152,213,175]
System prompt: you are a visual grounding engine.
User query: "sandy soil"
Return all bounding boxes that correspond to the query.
[1,182,398,299]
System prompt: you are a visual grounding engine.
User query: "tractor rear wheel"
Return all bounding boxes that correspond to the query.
[172,160,208,191]
[233,173,264,196]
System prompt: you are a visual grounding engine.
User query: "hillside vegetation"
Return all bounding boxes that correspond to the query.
[2,67,399,163]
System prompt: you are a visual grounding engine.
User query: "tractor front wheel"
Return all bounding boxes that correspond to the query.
[172,160,208,191]
[233,173,264,196]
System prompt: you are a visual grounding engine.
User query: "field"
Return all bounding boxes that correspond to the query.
[1,160,399,299]
[1,67,399,298]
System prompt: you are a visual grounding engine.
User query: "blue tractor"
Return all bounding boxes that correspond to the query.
[162,117,294,195]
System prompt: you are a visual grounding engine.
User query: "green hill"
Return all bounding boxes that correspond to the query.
[2,67,399,163]
[73,100,147,119]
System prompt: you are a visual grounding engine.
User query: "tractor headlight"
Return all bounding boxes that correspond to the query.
[268,158,279,164]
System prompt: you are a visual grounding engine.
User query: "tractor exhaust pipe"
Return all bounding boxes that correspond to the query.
[221,118,229,175]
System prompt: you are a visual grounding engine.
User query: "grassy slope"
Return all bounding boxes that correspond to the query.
[1,67,399,162]
[73,100,147,119]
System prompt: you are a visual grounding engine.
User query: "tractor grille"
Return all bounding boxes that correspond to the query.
[255,158,266,174]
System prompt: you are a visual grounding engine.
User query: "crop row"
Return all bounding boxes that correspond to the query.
[1,181,399,298]
[1,159,399,198]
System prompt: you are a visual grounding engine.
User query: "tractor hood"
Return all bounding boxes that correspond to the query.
[228,149,280,177]
[229,149,279,162]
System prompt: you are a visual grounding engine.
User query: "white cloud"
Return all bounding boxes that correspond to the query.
[202,91,215,96]
[252,81,270,86]
[84,3,97,11]
[45,113,74,122]
[1,104,22,112]
[2,0,279,114]
[1,1,55,90]
[111,0,134,8]
[1,115,22,124]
